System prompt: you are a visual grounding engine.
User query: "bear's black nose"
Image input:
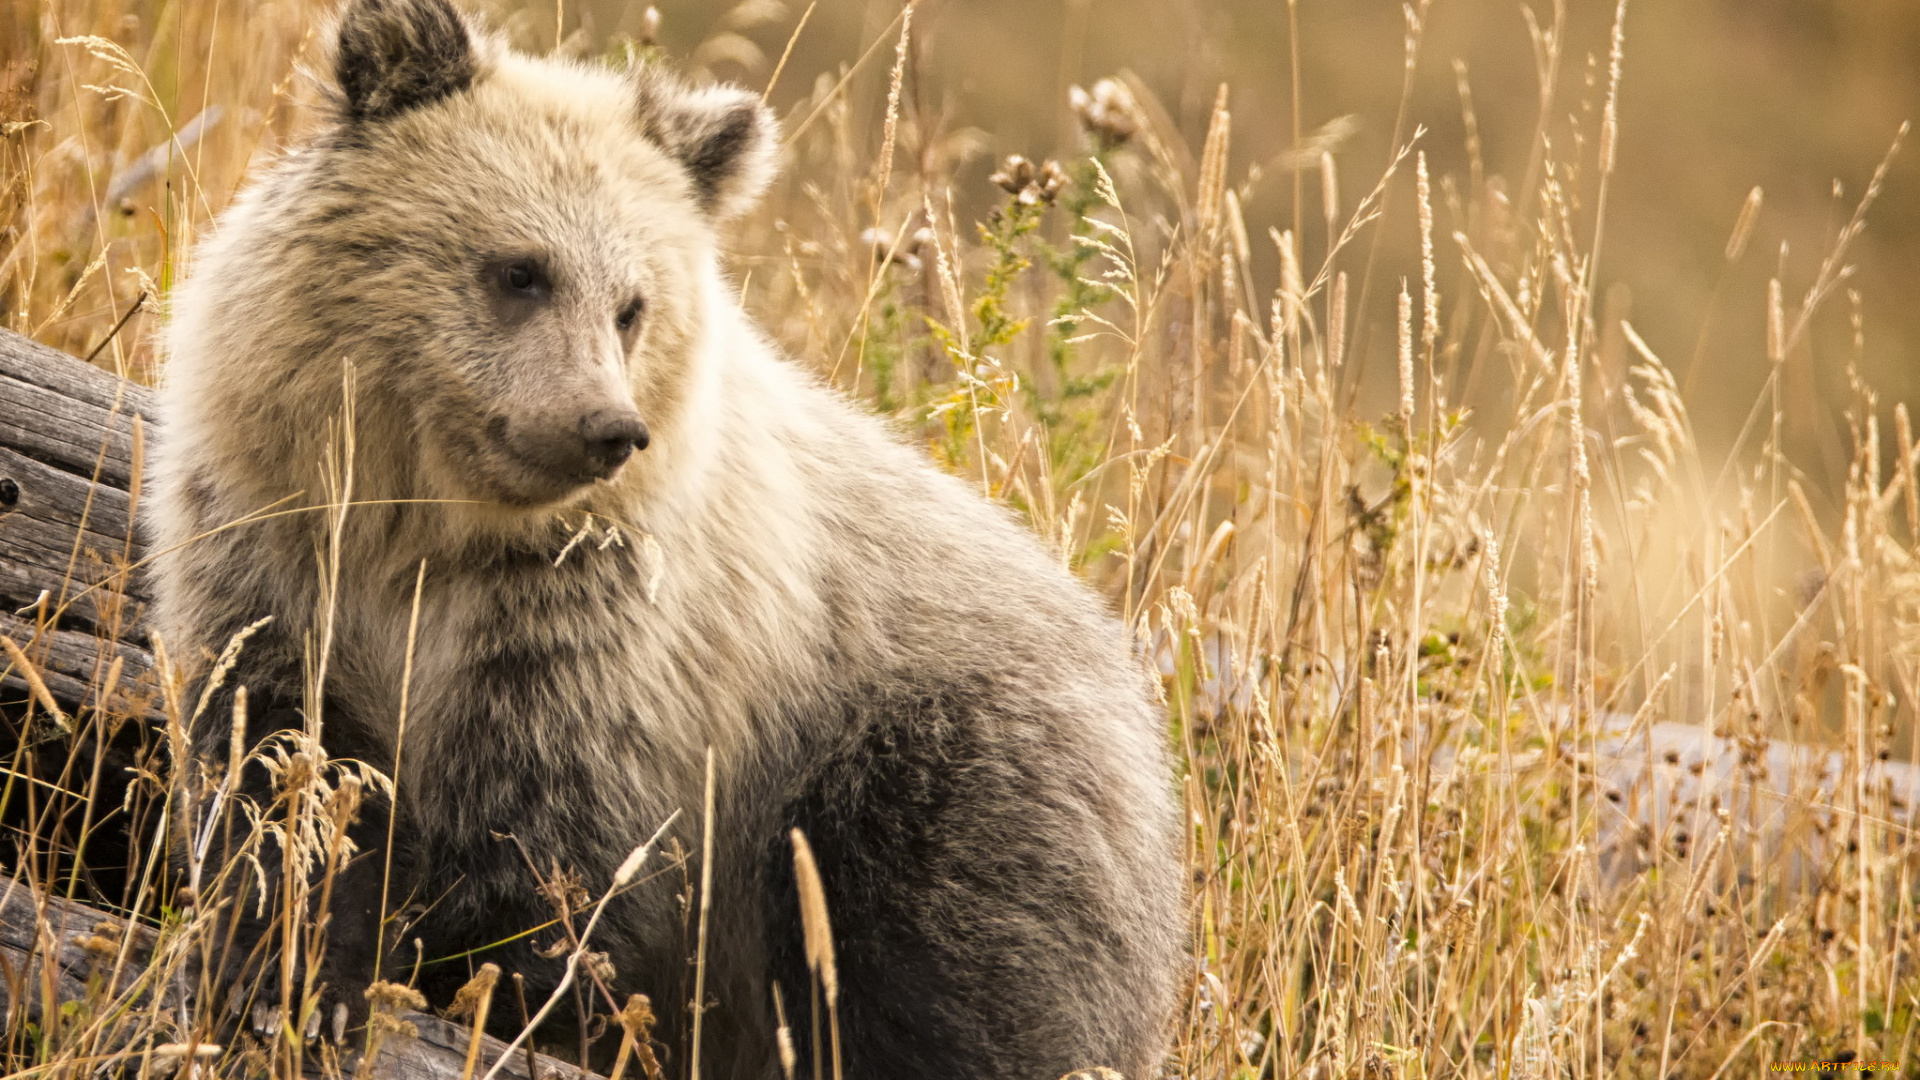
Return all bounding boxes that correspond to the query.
[580,409,650,476]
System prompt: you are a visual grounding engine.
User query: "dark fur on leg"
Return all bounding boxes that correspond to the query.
[765,678,1177,1080]
[178,620,396,1047]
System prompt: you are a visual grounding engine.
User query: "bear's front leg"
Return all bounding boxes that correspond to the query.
[182,643,401,1049]
[766,684,1181,1080]
[199,748,399,1047]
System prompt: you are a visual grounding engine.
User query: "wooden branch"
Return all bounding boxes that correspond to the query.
[0,609,153,714]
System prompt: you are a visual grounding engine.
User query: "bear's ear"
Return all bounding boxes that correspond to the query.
[333,0,479,124]
[635,71,780,221]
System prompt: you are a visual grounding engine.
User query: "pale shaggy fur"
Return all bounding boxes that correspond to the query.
[152,1,1185,1076]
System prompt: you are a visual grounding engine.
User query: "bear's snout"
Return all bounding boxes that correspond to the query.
[579,408,650,478]
[489,406,651,499]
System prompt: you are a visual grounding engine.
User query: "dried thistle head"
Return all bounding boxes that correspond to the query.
[1033,159,1069,204]
[1069,78,1139,148]
[989,155,1068,206]
[990,154,1035,195]
[615,993,665,1080]
[77,930,119,961]
[236,1046,271,1077]
[365,980,427,1014]
[536,865,592,915]
[364,980,427,1043]
[615,993,656,1036]
[444,962,500,1021]
[586,949,617,983]
[366,1010,419,1042]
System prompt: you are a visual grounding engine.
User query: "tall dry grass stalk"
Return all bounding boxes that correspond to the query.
[3,1,1920,1078]
[789,828,840,1080]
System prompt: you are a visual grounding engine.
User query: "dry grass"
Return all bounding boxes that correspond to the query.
[3,0,1920,1077]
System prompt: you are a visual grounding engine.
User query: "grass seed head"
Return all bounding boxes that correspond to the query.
[789,827,839,1005]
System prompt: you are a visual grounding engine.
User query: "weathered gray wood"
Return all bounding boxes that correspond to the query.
[0,443,147,613]
[383,1010,596,1080]
[0,509,143,609]
[0,879,141,1021]
[0,322,151,487]
[0,445,138,546]
[0,329,148,414]
[0,374,146,490]
[0,610,157,715]
[1,327,155,708]
[0,881,594,1080]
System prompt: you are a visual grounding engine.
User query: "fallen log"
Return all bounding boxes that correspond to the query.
[0,878,591,1080]
[0,328,597,1080]
[0,326,155,713]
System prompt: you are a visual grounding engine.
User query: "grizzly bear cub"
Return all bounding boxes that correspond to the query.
[152,0,1184,1075]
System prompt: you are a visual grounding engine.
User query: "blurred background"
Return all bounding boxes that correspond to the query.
[571,0,1920,493]
[8,0,1918,489]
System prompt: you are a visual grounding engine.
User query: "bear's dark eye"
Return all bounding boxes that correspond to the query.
[616,298,646,332]
[499,258,546,296]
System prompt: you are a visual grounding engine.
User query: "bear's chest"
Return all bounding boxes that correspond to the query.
[384,535,814,777]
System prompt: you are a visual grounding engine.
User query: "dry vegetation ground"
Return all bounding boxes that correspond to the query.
[3,0,1920,1077]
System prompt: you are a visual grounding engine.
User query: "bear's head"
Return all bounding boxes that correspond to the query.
[167,0,777,515]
